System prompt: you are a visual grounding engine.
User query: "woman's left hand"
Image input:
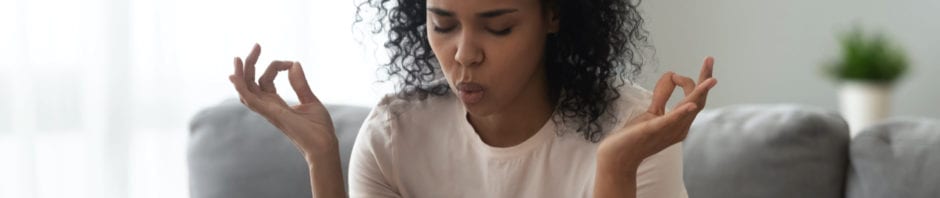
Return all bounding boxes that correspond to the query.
[594,57,717,198]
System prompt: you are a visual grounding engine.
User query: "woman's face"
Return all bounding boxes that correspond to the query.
[426,0,558,116]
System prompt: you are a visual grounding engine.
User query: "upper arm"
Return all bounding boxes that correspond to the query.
[348,105,402,198]
[635,142,689,198]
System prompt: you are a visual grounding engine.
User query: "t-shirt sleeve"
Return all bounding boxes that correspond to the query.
[636,142,689,198]
[348,102,402,198]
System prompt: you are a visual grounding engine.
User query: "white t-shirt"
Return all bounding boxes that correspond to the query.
[348,84,688,198]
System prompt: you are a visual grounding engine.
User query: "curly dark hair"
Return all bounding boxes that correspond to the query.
[355,0,649,142]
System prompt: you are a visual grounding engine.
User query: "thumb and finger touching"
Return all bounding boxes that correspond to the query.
[288,62,320,105]
[643,57,719,139]
[229,44,320,116]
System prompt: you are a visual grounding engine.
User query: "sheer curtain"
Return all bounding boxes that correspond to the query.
[0,0,388,197]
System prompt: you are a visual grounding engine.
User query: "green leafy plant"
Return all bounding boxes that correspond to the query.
[826,27,909,83]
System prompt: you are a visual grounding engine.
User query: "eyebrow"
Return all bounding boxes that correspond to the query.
[427,7,519,18]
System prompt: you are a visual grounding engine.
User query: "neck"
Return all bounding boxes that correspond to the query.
[467,70,555,148]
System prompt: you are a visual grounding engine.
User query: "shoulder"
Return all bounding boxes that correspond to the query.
[614,82,653,115]
[349,92,462,188]
[553,82,653,140]
[357,92,460,142]
[604,82,654,131]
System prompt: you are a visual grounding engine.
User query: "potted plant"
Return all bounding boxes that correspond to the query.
[826,27,909,137]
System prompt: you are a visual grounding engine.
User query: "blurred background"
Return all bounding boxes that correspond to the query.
[642,0,940,119]
[0,0,937,197]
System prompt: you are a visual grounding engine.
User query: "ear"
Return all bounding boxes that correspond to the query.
[544,3,560,34]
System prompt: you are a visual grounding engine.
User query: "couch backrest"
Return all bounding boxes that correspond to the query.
[191,101,940,198]
[187,99,369,198]
[846,118,940,198]
[683,104,850,198]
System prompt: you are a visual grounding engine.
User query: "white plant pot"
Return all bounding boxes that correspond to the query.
[839,81,891,138]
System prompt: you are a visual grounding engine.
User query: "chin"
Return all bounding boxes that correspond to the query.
[461,100,498,117]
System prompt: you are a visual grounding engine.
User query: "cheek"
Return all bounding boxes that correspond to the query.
[486,34,546,86]
[477,41,545,109]
[489,23,548,76]
[427,33,459,83]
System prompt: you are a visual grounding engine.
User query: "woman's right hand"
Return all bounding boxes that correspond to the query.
[594,57,717,198]
[228,44,338,159]
[230,44,347,198]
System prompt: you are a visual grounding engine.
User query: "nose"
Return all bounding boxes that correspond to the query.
[454,30,484,67]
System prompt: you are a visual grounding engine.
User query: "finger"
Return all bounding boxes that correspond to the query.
[258,61,294,93]
[674,106,699,141]
[653,102,698,130]
[233,57,244,77]
[288,62,320,104]
[229,74,257,104]
[640,102,697,144]
[675,102,706,140]
[672,74,695,96]
[698,78,717,108]
[698,56,714,83]
[230,57,251,97]
[244,44,262,91]
[679,78,718,112]
[648,72,677,115]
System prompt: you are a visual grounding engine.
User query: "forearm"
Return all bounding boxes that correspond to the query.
[305,146,347,198]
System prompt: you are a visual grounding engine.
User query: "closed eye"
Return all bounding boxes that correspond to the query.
[433,25,457,33]
[488,27,512,36]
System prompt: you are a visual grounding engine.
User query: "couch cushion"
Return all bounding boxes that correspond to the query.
[683,105,850,198]
[188,99,370,198]
[847,118,940,198]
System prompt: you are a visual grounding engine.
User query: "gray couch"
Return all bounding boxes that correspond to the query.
[188,99,369,198]
[188,100,940,198]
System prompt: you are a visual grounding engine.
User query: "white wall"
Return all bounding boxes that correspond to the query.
[0,0,388,197]
[639,0,940,118]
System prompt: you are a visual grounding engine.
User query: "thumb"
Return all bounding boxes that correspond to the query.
[652,103,697,129]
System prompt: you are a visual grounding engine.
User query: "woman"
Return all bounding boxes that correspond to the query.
[228,0,716,197]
